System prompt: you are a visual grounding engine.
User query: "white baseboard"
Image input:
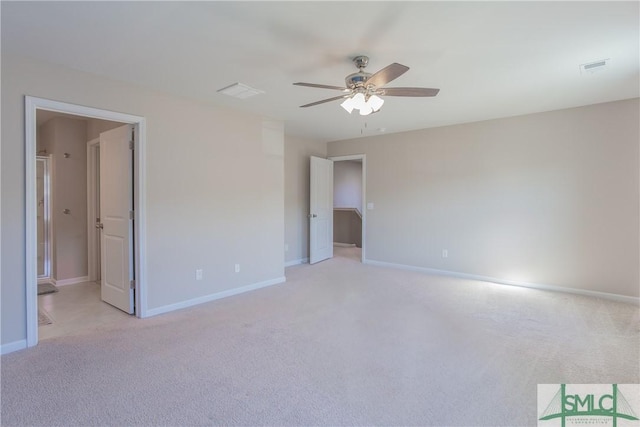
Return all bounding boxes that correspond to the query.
[364,259,640,305]
[333,242,356,247]
[1,339,27,355]
[55,276,89,287]
[146,276,287,317]
[37,277,55,285]
[285,258,309,267]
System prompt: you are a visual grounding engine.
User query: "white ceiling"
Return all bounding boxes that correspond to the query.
[3,1,638,142]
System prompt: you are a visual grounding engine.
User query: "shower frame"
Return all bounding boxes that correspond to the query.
[36,155,52,282]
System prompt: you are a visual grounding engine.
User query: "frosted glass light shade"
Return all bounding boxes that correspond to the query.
[352,93,366,109]
[340,97,355,113]
[359,105,373,115]
[368,95,384,112]
[340,93,384,115]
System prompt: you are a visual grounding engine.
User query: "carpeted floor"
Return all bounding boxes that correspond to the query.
[2,248,638,426]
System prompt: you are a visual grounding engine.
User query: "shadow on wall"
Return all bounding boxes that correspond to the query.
[334,208,362,247]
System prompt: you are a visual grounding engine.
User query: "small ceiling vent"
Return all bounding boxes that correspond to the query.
[580,59,610,75]
[217,83,264,99]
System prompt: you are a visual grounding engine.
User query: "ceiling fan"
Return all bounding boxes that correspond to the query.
[293,55,439,116]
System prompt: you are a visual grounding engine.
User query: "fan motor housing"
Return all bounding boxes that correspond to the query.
[345,72,372,89]
[346,56,372,89]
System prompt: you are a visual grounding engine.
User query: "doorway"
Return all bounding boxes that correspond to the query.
[331,155,365,263]
[309,154,366,264]
[36,113,132,339]
[25,96,148,348]
[332,158,364,262]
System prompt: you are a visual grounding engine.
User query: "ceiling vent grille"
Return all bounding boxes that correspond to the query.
[580,59,610,75]
[217,83,264,99]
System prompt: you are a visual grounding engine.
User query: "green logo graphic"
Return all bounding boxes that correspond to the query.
[539,384,639,427]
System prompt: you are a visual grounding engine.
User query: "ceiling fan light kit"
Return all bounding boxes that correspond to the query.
[340,92,384,116]
[294,55,439,115]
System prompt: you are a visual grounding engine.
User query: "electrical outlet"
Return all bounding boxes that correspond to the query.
[442,249,448,258]
[195,269,203,280]
[235,264,240,273]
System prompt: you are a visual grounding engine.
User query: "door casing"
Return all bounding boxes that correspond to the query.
[25,96,148,348]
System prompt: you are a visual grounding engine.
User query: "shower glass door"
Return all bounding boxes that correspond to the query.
[37,156,51,279]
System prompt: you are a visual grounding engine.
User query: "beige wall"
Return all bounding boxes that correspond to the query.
[333,210,362,248]
[36,120,53,154]
[87,118,125,141]
[333,160,362,212]
[328,99,640,298]
[284,134,327,264]
[2,54,284,346]
[39,116,89,281]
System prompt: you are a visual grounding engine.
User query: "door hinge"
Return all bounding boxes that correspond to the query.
[130,279,136,289]
[129,140,134,150]
[129,210,134,220]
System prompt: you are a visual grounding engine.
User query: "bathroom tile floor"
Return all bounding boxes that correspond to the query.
[38,281,135,341]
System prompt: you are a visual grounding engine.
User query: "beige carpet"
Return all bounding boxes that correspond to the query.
[2,248,638,426]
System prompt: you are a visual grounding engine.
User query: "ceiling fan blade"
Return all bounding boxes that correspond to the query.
[294,82,349,91]
[381,87,440,97]
[300,94,351,108]
[365,63,409,88]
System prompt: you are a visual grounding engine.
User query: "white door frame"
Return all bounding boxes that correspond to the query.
[328,154,366,263]
[25,96,148,348]
[87,137,100,283]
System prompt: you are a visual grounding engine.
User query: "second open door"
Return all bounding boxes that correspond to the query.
[309,156,333,264]
[99,124,134,314]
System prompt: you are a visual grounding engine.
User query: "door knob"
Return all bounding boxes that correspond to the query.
[308,214,317,218]
[95,223,103,229]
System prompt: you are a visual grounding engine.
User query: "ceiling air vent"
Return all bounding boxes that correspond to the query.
[579,59,610,75]
[217,83,264,99]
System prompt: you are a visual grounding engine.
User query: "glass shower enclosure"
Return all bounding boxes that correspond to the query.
[37,155,52,280]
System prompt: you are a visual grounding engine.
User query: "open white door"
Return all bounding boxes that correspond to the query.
[99,124,134,314]
[310,156,333,264]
